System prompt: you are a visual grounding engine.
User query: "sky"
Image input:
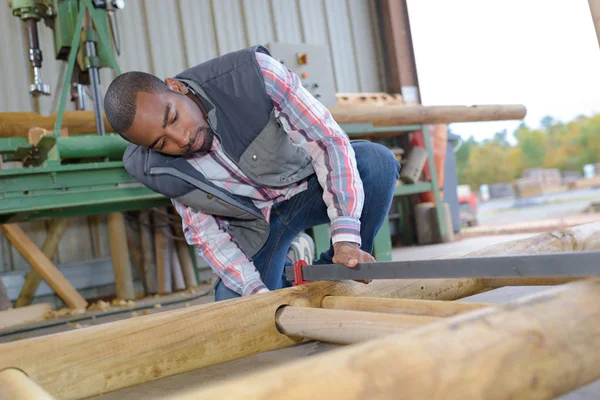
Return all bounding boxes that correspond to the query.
[406,0,600,142]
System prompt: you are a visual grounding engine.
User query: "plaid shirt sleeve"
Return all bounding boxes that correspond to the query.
[171,199,268,296]
[256,52,364,246]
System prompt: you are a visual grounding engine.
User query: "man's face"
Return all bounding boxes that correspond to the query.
[124,78,213,156]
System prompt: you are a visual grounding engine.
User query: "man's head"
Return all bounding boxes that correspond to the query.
[104,72,213,156]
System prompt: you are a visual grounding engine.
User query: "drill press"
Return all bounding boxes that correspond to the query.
[8,0,124,136]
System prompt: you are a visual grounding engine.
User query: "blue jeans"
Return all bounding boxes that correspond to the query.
[214,141,400,301]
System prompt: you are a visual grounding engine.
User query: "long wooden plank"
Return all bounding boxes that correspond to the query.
[107,213,135,300]
[0,277,484,400]
[16,218,70,307]
[0,368,56,400]
[328,104,526,126]
[2,223,599,399]
[0,303,52,329]
[0,225,87,310]
[0,104,526,138]
[169,278,600,400]
[275,306,438,344]
[321,296,492,317]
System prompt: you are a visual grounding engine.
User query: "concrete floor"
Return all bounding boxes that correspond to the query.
[4,232,598,399]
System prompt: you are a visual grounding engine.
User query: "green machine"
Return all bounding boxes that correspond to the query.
[1,0,170,223]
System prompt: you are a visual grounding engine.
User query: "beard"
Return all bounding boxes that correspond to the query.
[186,126,214,155]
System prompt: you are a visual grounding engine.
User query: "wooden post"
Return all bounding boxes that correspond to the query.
[169,279,600,400]
[0,104,527,138]
[327,104,527,126]
[170,238,186,292]
[138,211,158,295]
[124,213,148,295]
[321,296,492,317]
[590,0,600,48]
[0,278,484,400]
[0,303,52,329]
[0,368,56,400]
[173,224,197,289]
[154,216,172,294]
[275,306,439,345]
[378,0,421,103]
[107,213,135,300]
[0,224,87,310]
[16,218,70,307]
[0,280,10,311]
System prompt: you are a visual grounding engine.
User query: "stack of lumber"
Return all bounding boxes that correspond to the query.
[0,222,599,400]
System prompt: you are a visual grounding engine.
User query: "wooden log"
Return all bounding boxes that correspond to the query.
[0,111,114,137]
[0,277,484,400]
[174,229,198,289]
[138,211,158,295]
[0,368,56,400]
[321,296,492,317]
[590,0,600,48]
[483,277,582,288]
[3,223,599,399]
[107,213,135,300]
[170,238,186,292]
[0,280,10,311]
[328,104,527,126]
[0,303,52,329]
[275,306,439,345]
[16,218,70,307]
[169,278,600,400]
[154,219,172,295]
[0,104,525,138]
[124,213,147,295]
[0,225,87,310]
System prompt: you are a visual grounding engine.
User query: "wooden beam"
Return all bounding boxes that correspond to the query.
[0,103,526,139]
[16,218,70,307]
[275,306,439,345]
[0,303,52,330]
[138,210,158,295]
[321,296,492,317]
[2,223,599,399]
[0,224,87,310]
[0,368,55,400]
[168,278,600,400]
[107,213,135,300]
[0,277,484,400]
[0,279,10,311]
[590,0,600,48]
[378,0,421,103]
[0,111,114,137]
[328,104,527,126]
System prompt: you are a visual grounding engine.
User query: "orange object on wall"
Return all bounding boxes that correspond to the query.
[411,124,448,204]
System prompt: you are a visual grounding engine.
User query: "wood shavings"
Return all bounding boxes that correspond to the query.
[43,307,85,320]
[142,310,150,315]
[153,304,161,309]
[131,311,139,317]
[67,322,89,329]
[87,300,111,312]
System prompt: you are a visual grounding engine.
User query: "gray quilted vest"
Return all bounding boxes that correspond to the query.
[123,45,315,256]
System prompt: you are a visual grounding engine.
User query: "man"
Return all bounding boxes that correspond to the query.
[104,45,400,301]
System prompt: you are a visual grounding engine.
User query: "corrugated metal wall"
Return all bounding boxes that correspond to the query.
[0,0,385,115]
[0,0,385,274]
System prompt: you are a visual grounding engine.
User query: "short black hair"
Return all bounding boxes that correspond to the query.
[104,71,169,137]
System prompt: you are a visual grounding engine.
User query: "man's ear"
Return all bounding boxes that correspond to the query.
[164,78,188,94]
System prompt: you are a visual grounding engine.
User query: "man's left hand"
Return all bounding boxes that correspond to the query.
[332,241,375,284]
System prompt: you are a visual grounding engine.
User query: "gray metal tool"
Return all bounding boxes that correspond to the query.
[285,250,600,285]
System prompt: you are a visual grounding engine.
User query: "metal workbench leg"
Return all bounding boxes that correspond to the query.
[422,125,448,242]
[311,224,331,259]
[373,219,393,261]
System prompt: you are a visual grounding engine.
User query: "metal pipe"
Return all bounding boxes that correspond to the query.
[56,135,128,159]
